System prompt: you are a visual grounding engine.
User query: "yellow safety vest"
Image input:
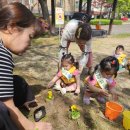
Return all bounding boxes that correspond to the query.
[117,53,126,64]
[61,66,76,84]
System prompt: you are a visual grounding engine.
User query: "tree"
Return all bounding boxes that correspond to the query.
[86,0,92,15]
[79,0,83,12]
[99,0,106,19]
[117,0,130,18]
[51,0,56,34]
[107,0,130,18]
[51,0,55,29]
[0,0,7,8]
[106,0,113,3]
[38,0,50,22]
[108,0,118,35]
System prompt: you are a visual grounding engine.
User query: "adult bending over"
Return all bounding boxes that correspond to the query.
[59,17,92,74]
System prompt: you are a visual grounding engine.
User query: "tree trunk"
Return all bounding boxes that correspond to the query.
[0,0,8,8]
[108,0,118,35]
[108,6,112,19]
[100,2,103,19]
[86,0,92,15]
[79,0,83,12]
[51,0,55,28]
[51,0,56,34]
[38,0,50,22]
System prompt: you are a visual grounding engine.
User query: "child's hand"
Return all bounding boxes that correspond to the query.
[120,93,125,98]
[75,88,80,94]
[100,89,109,96]
[48,81,54,88]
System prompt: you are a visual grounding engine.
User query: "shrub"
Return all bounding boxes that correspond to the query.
[90,19,122,25]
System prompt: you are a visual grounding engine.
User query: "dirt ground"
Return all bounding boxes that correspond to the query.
[14,34,130,130]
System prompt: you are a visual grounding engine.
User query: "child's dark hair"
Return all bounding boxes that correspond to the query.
[61,53,79,69]
[75,23,92,41]
[116,45,124,51]
[90,56,119,80]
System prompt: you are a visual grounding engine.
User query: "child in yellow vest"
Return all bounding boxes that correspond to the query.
[83,56,123,105]
[114,45,127,72]
[48,53,80,95]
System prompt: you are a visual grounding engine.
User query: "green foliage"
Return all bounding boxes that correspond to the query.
[106,0,113,4]
[117,0,130,16]
[106,0,130,18]
[90,19,122,25]
[71,111,80,120]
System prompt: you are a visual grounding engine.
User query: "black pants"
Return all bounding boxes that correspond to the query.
[0,75,35,130]
[13,75,35,107]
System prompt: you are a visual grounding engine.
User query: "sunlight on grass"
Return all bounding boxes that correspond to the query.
[32,36,59,45]
[112,33,130,38]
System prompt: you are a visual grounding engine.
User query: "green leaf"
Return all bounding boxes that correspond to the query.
[71,111,80,120]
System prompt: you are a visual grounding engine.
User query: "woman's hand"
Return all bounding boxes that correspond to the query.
[34,122,52,130]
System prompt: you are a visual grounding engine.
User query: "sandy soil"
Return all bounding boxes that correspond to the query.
[14,35,130,130]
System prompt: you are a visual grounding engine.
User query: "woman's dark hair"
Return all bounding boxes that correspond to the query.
[116,45,124,51]
[90,56,119,80]
[72,12,91,23]
[75,23,92,41]
[61,53,79,69]
[0,2,42,36]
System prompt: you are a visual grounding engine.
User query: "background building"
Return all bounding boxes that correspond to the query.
[6,0,111,19]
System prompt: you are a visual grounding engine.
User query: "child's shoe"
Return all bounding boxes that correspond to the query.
[60,88,66,95]
[97,96,106,103]
[53,84,62,90]
[83,96,90,105]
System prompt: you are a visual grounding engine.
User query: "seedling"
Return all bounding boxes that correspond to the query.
[70,105,80,120]
[46,90,54,101]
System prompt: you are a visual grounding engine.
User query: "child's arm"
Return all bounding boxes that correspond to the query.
[79,39,92,74]
[109,87,124,99]
[75,74,80,94]
[48,74,60,88]
[107,79,124,100]
[87,82,109,96]
[85,76,109,96]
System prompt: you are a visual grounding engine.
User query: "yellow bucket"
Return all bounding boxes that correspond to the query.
[123,110,130,130]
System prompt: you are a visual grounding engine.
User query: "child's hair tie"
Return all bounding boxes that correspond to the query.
[111,60,115,65]
[62,52,65,56]
[77,27,82,39]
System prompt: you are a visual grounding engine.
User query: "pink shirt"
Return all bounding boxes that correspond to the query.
[86,75,116,90]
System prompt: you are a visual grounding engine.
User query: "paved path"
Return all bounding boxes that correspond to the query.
[91,23,130,35]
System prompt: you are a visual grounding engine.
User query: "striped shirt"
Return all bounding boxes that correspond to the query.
[0,41,14,99]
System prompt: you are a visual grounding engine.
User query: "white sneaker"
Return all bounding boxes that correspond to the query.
[53,84,62,90]
[60,88,66,95]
